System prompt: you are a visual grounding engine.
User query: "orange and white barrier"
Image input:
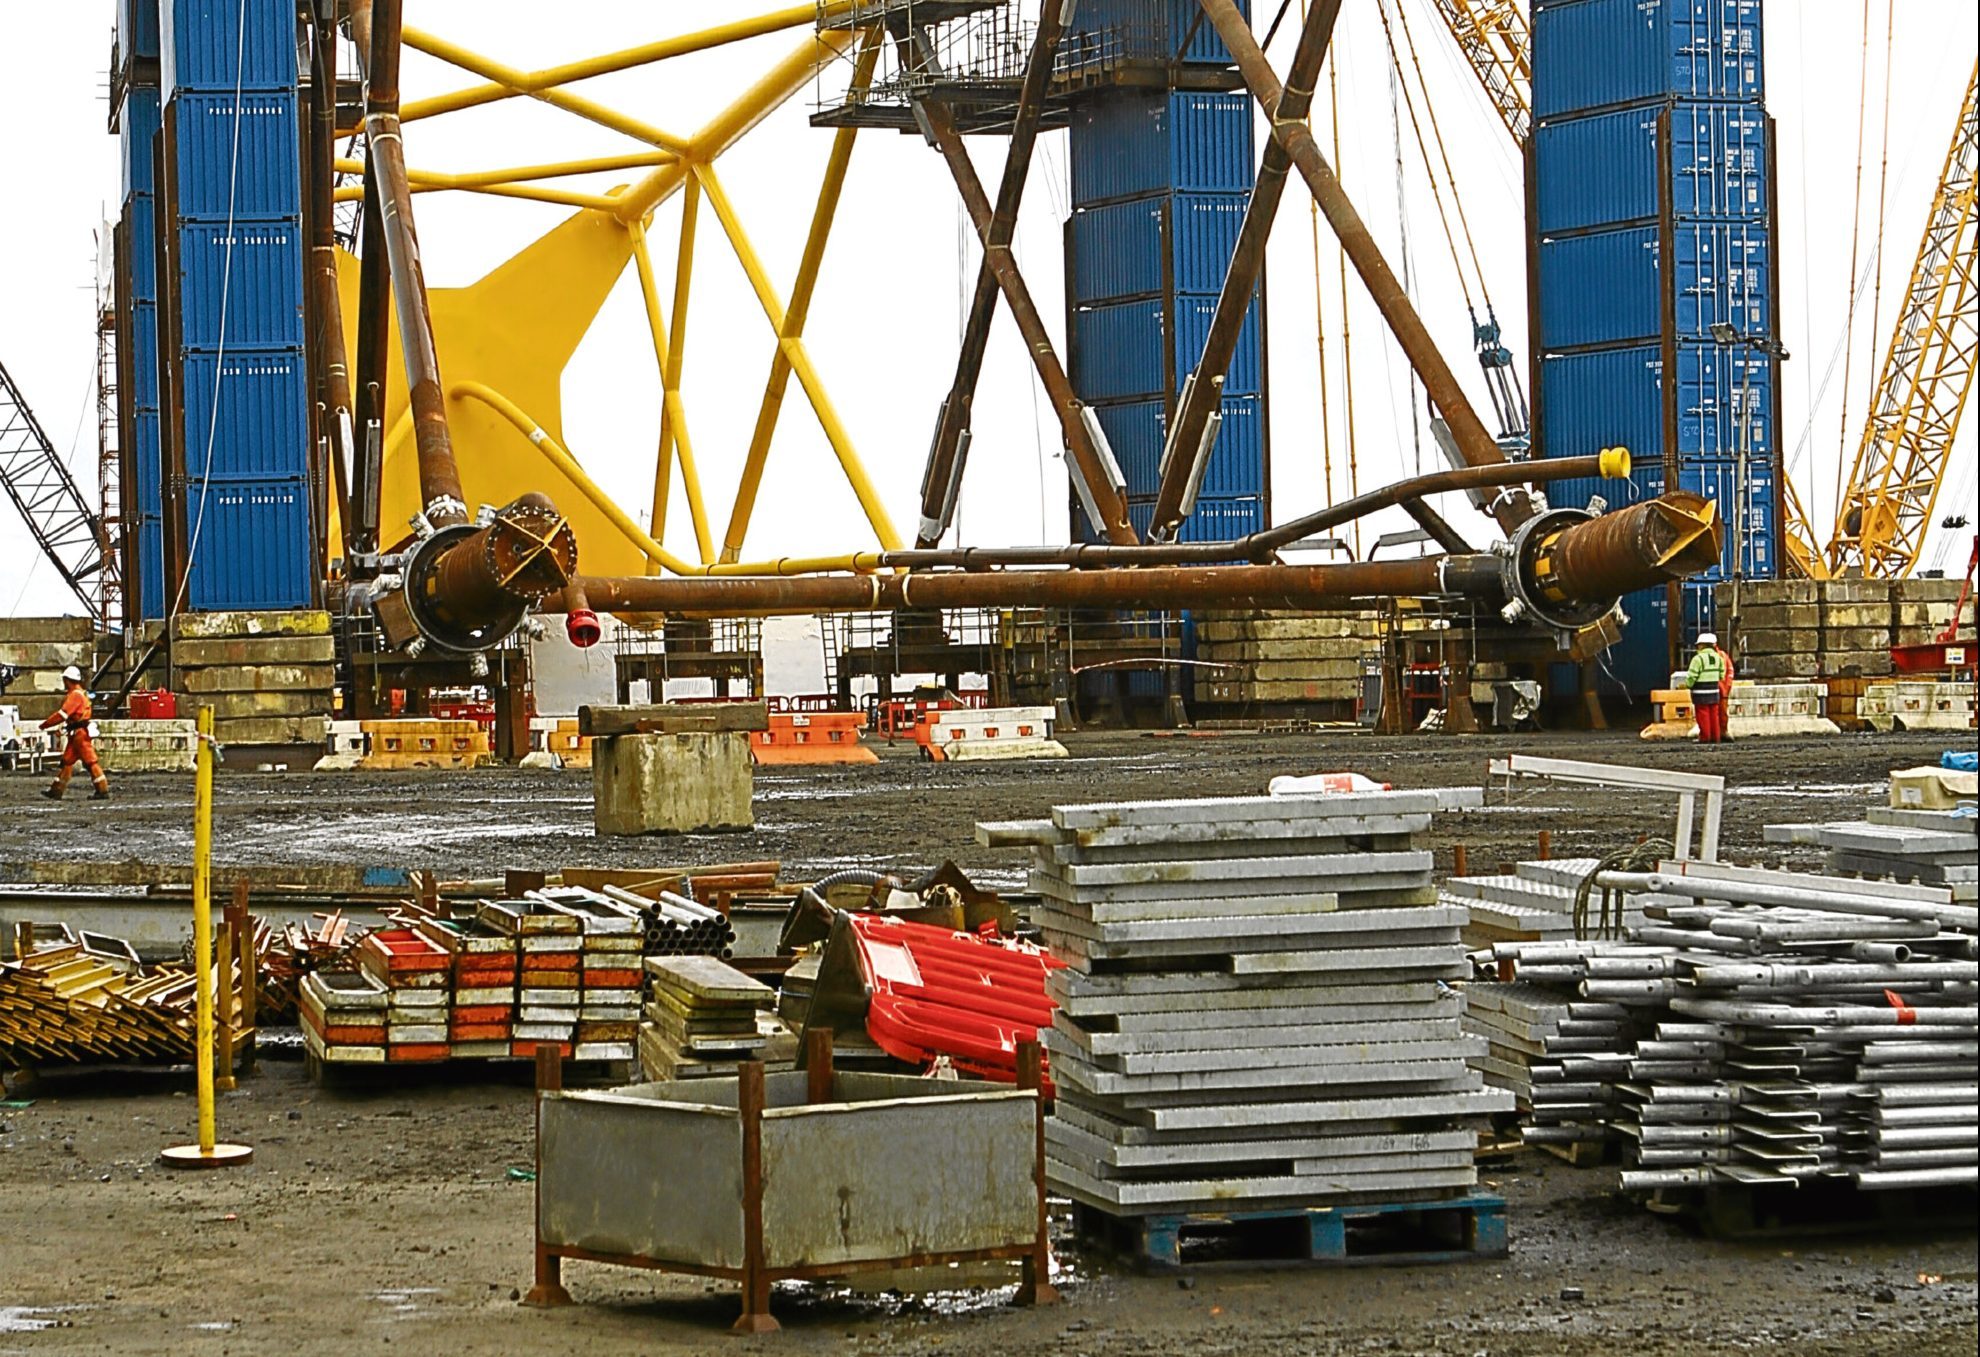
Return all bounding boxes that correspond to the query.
[914,706,1066,762]
[751,711,877,765]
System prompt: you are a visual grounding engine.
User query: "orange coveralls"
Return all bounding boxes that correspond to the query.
[42,685,109,796]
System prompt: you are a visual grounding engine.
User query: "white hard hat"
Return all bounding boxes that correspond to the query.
[1696,632,1718,647]
[61,665,84,683]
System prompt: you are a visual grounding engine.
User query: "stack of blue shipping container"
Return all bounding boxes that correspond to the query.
[145,0,313,612]
[1531,0,1778,692]
[1062,4,1267,547]
[117,1,166,620]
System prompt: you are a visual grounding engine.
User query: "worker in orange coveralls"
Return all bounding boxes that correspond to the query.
[40,666,110,800]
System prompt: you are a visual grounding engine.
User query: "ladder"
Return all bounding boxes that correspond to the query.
[0,357,107,614]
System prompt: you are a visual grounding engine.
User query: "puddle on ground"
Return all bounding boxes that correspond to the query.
[1735,781,1884,797]
[189,1321,235,1332]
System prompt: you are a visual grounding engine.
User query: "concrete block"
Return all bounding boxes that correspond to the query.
[1740,628,1820,654]
[1818,579,1894,605]
[1741,654,1819,680]
[1722,579,1815,607]
[176,663,338,694]
[1246,660,1366,682]
[1821,627,1893,651]
[169,610,332,639]
[1196,639,1369,662]
[1818,650,1894,677]
[1735,604,1820,631]
[212,715,333,745]
[1820,604,1894,630]
[0,641,93,669]
[174,635,337,666]
[0,617,95,643]
[1196,679,1361,704]
[1894,578,1970,603]
[593,731,753,836]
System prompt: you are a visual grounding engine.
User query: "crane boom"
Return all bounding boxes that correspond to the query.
[0,358,106,614]
[1826,63,1979,579]
[1426,0,1531,146]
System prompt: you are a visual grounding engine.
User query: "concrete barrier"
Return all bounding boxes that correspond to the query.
[915,706,1067,762]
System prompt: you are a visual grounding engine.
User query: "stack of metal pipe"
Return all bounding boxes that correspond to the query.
[601,886,737,958]
[1490,859,1978,1193]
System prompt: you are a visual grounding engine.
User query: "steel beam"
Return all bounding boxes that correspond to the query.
[913,0,1074,548]
[1152,0,1342,539]
[1196,0,1529,532]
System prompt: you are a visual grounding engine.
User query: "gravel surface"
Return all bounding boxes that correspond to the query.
[1,726,1973,1354]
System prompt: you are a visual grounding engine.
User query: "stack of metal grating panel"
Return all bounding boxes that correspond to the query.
[1064,53,1268,548]
[157,0,313,611]
[1531,0,1778,694]
[115,2,165,620]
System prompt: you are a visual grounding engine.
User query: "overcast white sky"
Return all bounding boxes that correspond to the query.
[3,1,1975,628]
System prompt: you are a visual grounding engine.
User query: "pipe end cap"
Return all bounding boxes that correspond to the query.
[1599,446,1632,478]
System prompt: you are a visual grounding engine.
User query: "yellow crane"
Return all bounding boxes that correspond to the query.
[1425,0,1531,146]
[1820,62,1979,579]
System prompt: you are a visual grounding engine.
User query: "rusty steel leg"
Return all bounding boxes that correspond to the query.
[1441,647,1479,735]
[734,1061,779,1334]
[914,98,1136,545]
[1194,0,1527,534]
[214,918,237,1092]
[1538,829,1553,860]
[309,0,355,541]
[805,1028,835,1105]
[1453,843,1470,877]
[914,0,1071,548]
[1153,0,1342,537]
[1015,1039,1059,1306]
[523,1044,573,1308]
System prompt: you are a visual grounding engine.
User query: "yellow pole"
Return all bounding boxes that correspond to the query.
[334,180,622,211]
[658,175,701,563]
[193,705,215,1152]
[401,27,690,152]
[161,708,250,1167]
[693,163,903,551]
[722,28,879,562]
[333,151,672,189]
[400,5,848,123]
[628,223,715,563]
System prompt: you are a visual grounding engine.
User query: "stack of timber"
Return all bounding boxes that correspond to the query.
[1191,609,1382,714]
[638,955,794,1081]
[990,791,1509,1220]
[1492,860,1978,1194]
[354,928,452,1062]
[0,938,236,1066]
[480,897,582,1058]
[169,611,335,748]
[0,617,94,726]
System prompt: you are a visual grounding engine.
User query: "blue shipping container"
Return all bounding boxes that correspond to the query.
[1093,394,1267,499]
[1123,495,1267,546]
[136,515,167,620]
[175,219,306,349]
[129,303,161,410]
[177,348,310,479]
[1535,100,1769,233]
[1072,296,1264,402]
[1539,221,1771,349]
[161,0,297,101]
[121,0,161,61]
[1063,0,1249,68]
[169,90,302,220]
[120,85,162,200]
[1071,193,1250,303]
[124,193,159,299]
[1532,0,1763,119]
[131,410,163,511]
[184,476,314,611]
[1541,340,1774,460]
[1069,90,1256,206]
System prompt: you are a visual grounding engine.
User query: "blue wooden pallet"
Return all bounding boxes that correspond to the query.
[1074,1194,1508,1270]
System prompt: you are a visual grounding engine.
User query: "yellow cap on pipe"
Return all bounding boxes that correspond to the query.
[1598,446,1632,478]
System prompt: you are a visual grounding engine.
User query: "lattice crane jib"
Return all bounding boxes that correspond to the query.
[0,358,106,614]
[1827,64,1979,579]
[1427,0,1531,147]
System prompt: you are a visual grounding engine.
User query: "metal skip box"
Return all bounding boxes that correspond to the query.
[1532,0,1763,120]
[1534,101,1769,234]
[1540,341,1774,461]
[1538,221,1771,349]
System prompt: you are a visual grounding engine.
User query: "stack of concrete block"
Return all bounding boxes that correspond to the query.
[170,611,335,749]
[1716,580,1820,680]
[1817,579,1897,678]
[1191,609,1382,708]
[0,617,95,725]
[993,790,1508,1215]
[1894,576,1978,649]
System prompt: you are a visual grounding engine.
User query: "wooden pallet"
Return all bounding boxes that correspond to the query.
[1073,1193,1508,1270]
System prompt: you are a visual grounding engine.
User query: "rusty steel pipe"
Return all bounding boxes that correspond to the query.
[362,0,468,529]
[411,492,577,650]
[1152,0,1342,537]
[1197,0,1530,533]
[553,494,1719,622]
[878,453,1619,570]
[310,0,355,539]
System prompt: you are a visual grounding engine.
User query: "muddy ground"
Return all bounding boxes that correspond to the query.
[2,728,1975,1355]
